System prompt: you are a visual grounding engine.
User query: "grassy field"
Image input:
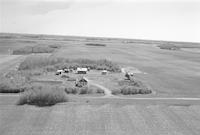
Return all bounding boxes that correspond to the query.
[53,40,200,97]
[0,55,25,76]
[0,33,200,135]
[1,32,198,97]
[0,95,200,135]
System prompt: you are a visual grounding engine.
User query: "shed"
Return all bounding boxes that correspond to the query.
[55,69,64,75]
[87,67,91,71]
[129,72,134,76]
[63,68,70,73]
[77,68,87,74]
[101,70,108,75]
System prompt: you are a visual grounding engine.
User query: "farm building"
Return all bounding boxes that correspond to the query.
[77,68,87,74]
[87,67,90,71]
[63,68,70,73]
[55,69,64,75]
[129,72,134,76]
[101,70,108,75]
[75,77,88,87]
[125,72,134,80]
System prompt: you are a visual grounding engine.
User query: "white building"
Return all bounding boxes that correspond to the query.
[76,68,88,74]
[101,70,108,75]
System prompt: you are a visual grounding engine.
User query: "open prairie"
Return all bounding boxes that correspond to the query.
[0,33,200,135]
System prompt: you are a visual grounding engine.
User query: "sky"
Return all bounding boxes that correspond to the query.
[0,0,200,42]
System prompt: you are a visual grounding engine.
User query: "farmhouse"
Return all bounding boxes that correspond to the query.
[77,68,87,74]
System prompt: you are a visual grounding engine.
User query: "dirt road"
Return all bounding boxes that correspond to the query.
[85,78,114,97]
[90,82,113,97]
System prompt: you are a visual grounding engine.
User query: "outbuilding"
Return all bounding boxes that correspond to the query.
[63,68,70,73]
[125,72,134,80]
[55,69,64,75]
[101,70,108,75]
[77,68,88,74]
[129,72,134,76]
[75,77,88,87]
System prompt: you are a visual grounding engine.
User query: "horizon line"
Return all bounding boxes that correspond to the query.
[0,32,200,44]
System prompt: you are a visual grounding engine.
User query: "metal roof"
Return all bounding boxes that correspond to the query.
[77,68,88,72]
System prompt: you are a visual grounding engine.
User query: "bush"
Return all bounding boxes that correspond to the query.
[21,69,43,76]
[12,46,55,55]
[65,87,78,94]
[79,87,90,94]
[18,56,64,70]
[158,44,180,50]
[64,85,104,95]
[121,86,138,95]
[111,89,121,95]
[79,86,103,94]
[48,45,60,49]
[0,77,26,93]
[89,85,104,94]
[118,80,146,88]
[61,75,69,78]
[96,88,104,94]
[67,77,76,81]
[139,88,152,94]
[45,65,56,72]
[65,86,92,94]
[85,43,106,47]
[18,56,121,72]
[17,85,68,106]
[120,86,151,95]
[113,79,152,95]
[0,83,24,93]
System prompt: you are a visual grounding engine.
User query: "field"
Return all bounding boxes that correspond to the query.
[1,95,200,135]
[0,33,200,134]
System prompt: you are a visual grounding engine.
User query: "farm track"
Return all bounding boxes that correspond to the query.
[0,103,200,135]
[86,78,113,97]
[84,95,200,101]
